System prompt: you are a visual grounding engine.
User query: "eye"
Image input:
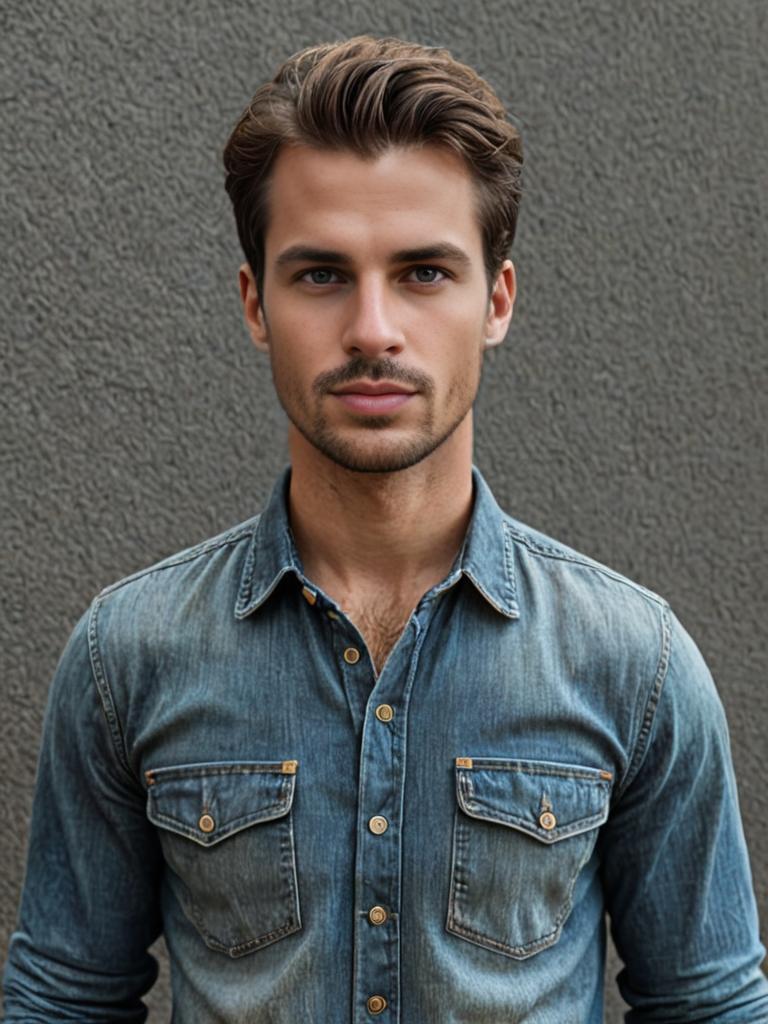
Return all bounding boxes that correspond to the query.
[407,266,448,285]
[300,268,342,286]
[296,265,449,287]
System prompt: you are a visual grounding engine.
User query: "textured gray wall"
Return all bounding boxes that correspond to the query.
[1,1,765,1020]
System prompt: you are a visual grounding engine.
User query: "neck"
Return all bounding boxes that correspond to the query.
[287,420,475,599]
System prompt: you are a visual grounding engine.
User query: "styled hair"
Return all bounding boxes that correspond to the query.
[223,35,523,304]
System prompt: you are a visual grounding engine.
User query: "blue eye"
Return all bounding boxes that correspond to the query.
[410,266,447,284]
[302,268,339,285]
[298,265,448,286]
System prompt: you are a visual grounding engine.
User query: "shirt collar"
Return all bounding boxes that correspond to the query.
[235,464,519,620]
[455,466,519,618]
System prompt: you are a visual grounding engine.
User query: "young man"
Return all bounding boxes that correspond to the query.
[3,34,767,1024]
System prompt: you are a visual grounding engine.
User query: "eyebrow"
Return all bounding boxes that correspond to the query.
[274,242,473,269]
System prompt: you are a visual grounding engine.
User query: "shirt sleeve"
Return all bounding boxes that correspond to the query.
[2,602,163,1022]
[600,606,768,1023]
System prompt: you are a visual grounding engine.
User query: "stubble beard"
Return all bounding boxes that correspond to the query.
[300,404,441,474]
[270,349,484,475]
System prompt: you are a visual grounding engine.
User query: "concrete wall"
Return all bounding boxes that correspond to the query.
[1,1,765,1019]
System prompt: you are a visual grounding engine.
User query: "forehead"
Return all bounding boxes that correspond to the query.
[263,143,484,261]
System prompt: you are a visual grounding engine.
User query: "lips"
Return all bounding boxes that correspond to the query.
[333,381,416,396]
[331,380,416,414]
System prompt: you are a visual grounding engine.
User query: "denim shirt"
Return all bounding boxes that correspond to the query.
[4,466,768,1023]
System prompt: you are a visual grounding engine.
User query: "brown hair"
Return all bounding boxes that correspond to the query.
[223,35,523,304]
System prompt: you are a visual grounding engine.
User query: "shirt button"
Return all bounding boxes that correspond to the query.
[368,815,389,835]
[375,703,394,722]
[539,811,557,831]
[343,646,361,665]
[198,813,215,833]
[367,994,387,1014]
[368,905,388,926]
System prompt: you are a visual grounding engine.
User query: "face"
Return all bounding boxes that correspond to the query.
[240,143,515,474]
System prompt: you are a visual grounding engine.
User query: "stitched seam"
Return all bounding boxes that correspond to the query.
[87,597,134,782]
[616,600,672,799]
[460,807,608,840]
[504,520,666,608]
[448,915,562,958]
[461,520,520,617]
[237,564,295,616]
[149,802,290,838]
[463,764,609,780]
[98,520,257,600]
[502,520,518,608]
[149,762,291,779]
[393,613,431,1023]
[223,918,301,957]
[462,568,515,617]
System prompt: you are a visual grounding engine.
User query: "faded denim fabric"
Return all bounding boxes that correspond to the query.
[4,466,768,1023]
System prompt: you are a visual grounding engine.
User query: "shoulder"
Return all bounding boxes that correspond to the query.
[497,513,709,789]
[502,510,667,612]
[498,509,673,687]
[92,513,261,623]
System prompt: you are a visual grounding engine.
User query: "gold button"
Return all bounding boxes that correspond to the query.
[539,811,557,831]
[198,813,215,833]
[301,585,316,605]
[369,815,389,835]
[367,994,387,1014]
[375,703,394,722]
[343,646,361,664]
[368,905,388,926]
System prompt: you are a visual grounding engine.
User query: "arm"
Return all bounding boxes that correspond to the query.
[2,603,163,1022]
[600,607,768,1023]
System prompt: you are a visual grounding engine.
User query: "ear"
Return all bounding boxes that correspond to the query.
[239,262,269,352]
[483,260,516,350]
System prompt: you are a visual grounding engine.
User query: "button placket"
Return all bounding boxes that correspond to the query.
[330,612,373,733]
[352,612,430,1022]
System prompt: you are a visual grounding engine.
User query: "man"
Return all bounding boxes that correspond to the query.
[3,34,767,1024]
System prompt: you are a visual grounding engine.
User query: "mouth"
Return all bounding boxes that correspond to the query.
[331,380,417,414]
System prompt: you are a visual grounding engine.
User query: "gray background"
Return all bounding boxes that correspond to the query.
[1,1,766,1019]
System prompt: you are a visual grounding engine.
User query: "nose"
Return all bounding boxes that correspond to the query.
[341,275,405,359]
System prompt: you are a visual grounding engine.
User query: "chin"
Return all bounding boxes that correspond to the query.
[317,445,436,475]
[303,429,443,475]
[286,402,470,475]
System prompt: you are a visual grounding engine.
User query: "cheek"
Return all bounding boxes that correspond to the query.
[268,312,336,368]
[268,340,325,406]
[444,342,484,400]
[266,342,298,393]
[272,287,345,333]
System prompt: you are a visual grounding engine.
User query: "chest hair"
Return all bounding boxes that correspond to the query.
[346,594,415,677]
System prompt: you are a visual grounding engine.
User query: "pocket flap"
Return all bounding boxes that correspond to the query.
[145,760,298,847]
[454,757,611,843]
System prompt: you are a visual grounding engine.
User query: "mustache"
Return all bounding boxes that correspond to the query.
[313,356,434,396]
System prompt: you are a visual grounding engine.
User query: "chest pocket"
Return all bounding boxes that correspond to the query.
[145,760,301,958]
[447,757,611,959]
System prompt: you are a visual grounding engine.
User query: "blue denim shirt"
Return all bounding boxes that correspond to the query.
[4,466,768,1023]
